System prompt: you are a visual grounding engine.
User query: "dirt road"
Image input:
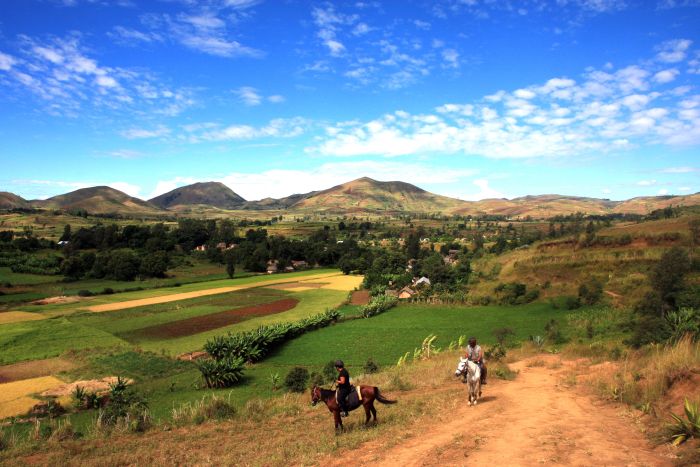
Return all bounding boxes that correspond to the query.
[337,356,672,466]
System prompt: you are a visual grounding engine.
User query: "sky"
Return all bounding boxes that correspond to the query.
[1,0,699,202]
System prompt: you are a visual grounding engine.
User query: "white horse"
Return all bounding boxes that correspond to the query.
[455,357,481,406]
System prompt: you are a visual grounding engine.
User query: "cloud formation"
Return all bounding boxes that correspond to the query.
[310,40,700,158]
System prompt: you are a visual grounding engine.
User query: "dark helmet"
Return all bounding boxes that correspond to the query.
[334,359,345,368]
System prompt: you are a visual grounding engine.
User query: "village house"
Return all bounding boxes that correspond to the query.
[266,260,279,274]
[398,286,417,299]
[291,260,308,269]
[412,276,431,288]
[194,244,207,252]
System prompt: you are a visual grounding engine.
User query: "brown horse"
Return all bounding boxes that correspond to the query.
[311,385,396,430]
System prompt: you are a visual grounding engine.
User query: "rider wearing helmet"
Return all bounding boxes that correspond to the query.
[465,337,487,384]
[335,360,351,417]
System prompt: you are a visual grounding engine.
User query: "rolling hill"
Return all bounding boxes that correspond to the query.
[33,186,163,215]
[0,192,30,209]
[288,177,467,213]
[3,178,699,218]
[149,182,246,210]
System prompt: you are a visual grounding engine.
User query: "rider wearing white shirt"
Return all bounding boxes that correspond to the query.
[465,337,487,384]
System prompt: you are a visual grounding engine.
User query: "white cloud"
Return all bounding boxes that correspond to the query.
[352,22,371,36]
[0,51,16,70]
[235,86,262,106]
[678,186,691,192]
[661,166,696,173]
[460,179,504,201]
[658,188,669,195]
[109,26,163,45]
[268,94,285,103]
[121,125,171,139]
[653,68,679,84]
[106,149,142,159]
[0,35,194,117]
[194,117,308,142]
[655,39,692,63]
[637,179,657,186]
[309,40,700,158]
[441,49,459,68]
[602,188,612,194]
[109,182,142,198]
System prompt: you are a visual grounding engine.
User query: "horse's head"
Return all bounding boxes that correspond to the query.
[311,385,322,406]
[455,357,468,376]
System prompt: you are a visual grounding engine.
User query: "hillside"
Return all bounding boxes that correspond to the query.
[612,193,700,215]
[149,182,246,210]
[289,177,467,214]
[34,186,163,216]
[0,192,30,209]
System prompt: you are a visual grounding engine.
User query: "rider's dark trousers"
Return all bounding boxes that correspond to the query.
[337,387,350,412]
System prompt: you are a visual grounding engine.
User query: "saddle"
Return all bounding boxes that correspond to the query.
[336,385,363,410]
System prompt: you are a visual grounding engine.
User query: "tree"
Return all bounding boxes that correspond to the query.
[140,251,169,278]
[60,224,72,242]
[650,246,691,308]
[225,251,235,279]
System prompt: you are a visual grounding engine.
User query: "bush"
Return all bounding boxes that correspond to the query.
[101,287,114,295]
[492,327,516,347]
[363,358,379,374]
[285,367,309,393]
[204,309,341,363]
[665,398,700,446]
[77,289,94,297]
[101,377,148,427]
[360,295,398,318]
[578,277,603,305]
[564,296,581,310]
[545,319,566,344]
[309,371,324,388]
[196,357,245,389]
[485,343,507,362]
[172,395,236,425]
[322,360,337,383]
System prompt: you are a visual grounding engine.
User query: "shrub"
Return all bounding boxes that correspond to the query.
[48,420,77,442]
[204,309,341,363]
[564,296,581,310]
[665,399,700,446]
[101,377,148,427]
[101,287,114,295]
[545,319,566,344]
[485,343,507,362]
[363,358,380,374]
[578,277,603,305]
[322,360,337,383]
[77,289,94,297]
[492,327,516,347]
[309,371,324,388]
[285,367,309,393]
[360,295,398,318]
[492,363,518,380]
[269,372,281,391]
[172,394,236,425]
[196,357,245,388]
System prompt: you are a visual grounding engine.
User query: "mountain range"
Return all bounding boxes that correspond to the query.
[2,178,698,218]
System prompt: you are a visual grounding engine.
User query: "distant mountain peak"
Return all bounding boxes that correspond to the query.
[149,181,246,209]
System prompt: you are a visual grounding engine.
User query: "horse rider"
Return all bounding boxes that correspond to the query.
[465,337,487,385]
[335,360,351,417]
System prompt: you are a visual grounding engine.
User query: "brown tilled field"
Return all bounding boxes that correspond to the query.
[127,298,300,339]
[0,358,76,384]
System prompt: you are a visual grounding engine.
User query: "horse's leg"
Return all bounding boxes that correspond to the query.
[363,402,371,425]
[370,403,377,422]
[334,409,343,432]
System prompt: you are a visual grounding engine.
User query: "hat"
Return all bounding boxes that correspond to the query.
[334,359,345,368]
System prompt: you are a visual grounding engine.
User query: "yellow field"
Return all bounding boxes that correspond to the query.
[87,272,350,313]
[0,375,64,419]
[0,311,46,325]
[317,274,363,291]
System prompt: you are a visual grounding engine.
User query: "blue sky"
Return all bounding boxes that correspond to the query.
[1,0,699,202]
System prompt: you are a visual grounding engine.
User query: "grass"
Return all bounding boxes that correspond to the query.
[0,311,46,325]
[263,302,572,368]
[583,335,700,409]
[0,318,128,365]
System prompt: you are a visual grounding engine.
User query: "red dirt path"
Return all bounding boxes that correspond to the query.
[129,298,299,339]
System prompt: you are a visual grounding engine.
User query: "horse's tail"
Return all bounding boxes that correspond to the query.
[375,388,397,405]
